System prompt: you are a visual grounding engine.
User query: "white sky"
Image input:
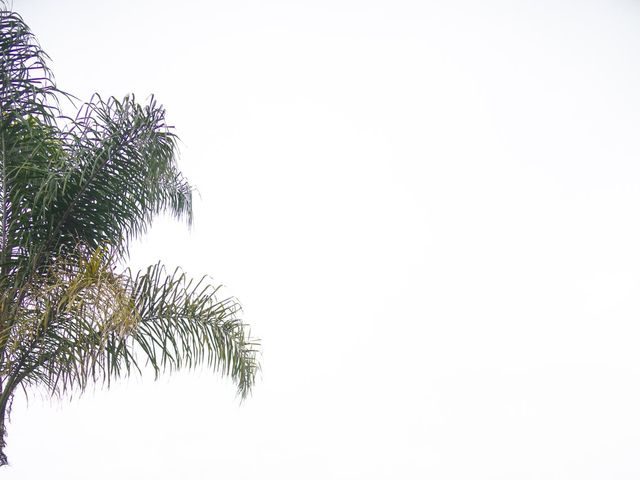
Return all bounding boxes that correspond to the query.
[6,0,640,478]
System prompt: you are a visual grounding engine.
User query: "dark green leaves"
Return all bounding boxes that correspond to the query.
[130,263,259,399]
[49,94,193,260]
[0,7,59,125]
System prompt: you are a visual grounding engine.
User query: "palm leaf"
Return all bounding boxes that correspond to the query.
[129,263,259,399]
[7,253,257,400]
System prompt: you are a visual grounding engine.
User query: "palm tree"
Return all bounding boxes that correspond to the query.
[0,4,259,465]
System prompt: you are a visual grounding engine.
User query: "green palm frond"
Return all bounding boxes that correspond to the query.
[50,95,192,257]
[130,263,259,399]
[0,6,59,124]
[3,95,192,283]
[6,252,257,400]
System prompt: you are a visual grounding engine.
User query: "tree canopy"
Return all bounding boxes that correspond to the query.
[0,3,259,465]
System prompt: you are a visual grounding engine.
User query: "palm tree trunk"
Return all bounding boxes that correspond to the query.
[0,372,20,466]
[0,381,9,466]
[0,413,7,466]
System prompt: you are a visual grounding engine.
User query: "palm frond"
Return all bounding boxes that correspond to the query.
[5,255,258,400]
[49,95,192,257]
[0,6,59,124]
[129,263,259,399]
[2,248,138,394]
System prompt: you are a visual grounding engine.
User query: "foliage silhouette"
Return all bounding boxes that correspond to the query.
[0,4,259,465]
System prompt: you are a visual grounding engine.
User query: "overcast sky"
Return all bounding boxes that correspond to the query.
[6,0,640,478]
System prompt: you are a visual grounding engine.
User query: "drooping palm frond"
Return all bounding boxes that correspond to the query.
[129,263,259,399]
[0,6,59,124]
[5,252,257,400]
[49,95,192,256]
[4,95,192,282]
[1,248,139,397]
